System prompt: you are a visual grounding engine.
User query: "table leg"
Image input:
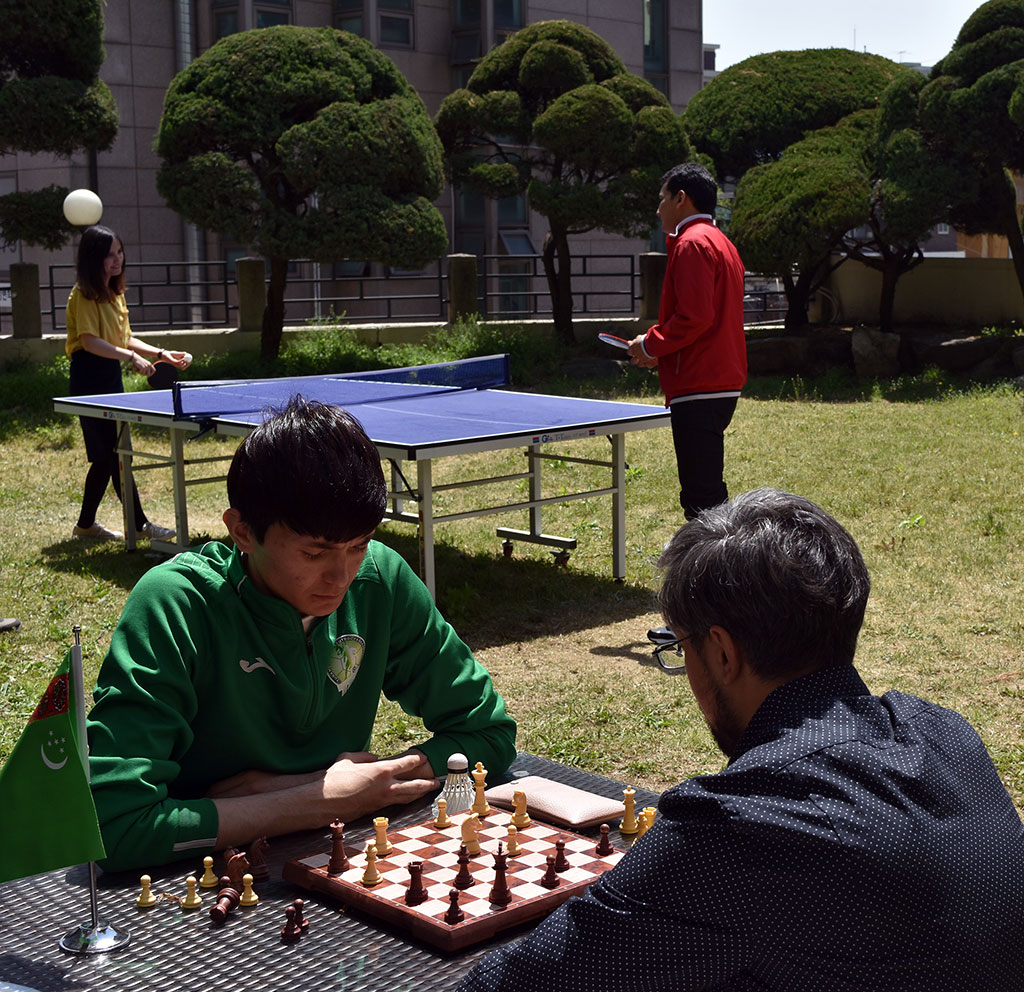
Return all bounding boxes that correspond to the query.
[118,422,137,552]
[169,427,189,549]
[611,433,626,581]
[417,459,435,599]
[527,446,543,538]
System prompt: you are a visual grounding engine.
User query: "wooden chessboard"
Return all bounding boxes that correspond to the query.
[282,809,626,951]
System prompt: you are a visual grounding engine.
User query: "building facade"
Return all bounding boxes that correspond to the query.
[1,1,703,327]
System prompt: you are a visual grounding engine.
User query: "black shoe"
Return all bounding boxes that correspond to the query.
[647,626,675,644]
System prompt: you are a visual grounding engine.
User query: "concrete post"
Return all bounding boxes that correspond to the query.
[639,252,668,320]
[10,262,42,338]
[448,253,478,323]
[236,257,266,334]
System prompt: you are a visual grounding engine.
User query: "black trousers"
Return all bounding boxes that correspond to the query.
[669,396,738,520]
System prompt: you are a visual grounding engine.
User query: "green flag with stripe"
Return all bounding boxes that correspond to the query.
[0,649,105,883]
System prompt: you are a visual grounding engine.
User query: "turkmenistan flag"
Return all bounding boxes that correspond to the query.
[0,649,105,884]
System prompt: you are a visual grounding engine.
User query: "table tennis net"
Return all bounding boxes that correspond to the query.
[172,354,511,421]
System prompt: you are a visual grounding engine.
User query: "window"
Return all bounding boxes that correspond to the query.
[212,0,239,39]
[256,0,290,28]
[333,0,364,34]
[494,0,522,30]
[454,0,481,28]
[937,223,951,235]
[333,260,369,278]
[380,0,413,47]
[643,0,668,94]
[703,49,716,71]
[497,192,526,226]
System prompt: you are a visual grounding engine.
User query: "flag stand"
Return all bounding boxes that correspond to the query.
[58,626,131,956]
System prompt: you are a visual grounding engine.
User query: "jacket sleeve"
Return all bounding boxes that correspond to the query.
[643,238,718,357]
[87,567,219,872]
[377,554,516,776]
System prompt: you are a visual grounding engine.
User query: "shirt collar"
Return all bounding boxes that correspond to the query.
[673,213,714,237]
[730,665,872,762]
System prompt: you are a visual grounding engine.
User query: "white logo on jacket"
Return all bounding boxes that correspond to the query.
[239,657,276,675]
[328,635,364,694]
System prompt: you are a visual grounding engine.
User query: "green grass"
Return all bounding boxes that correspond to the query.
[2,326,1023,815]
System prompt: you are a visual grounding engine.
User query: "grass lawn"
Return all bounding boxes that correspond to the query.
[1,327,1022,816]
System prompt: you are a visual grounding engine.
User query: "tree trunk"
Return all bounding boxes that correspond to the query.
[878,260,900,335]
[783,269,814,331]
[1002,204,1024,306]
[541,226,575,345]
[261,256,288,361]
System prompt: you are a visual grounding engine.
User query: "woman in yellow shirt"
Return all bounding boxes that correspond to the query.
[66,225,191,541]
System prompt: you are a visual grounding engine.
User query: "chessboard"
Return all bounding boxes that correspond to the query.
[282,809,626,951]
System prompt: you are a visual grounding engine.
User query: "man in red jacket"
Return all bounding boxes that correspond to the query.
[628,163,746,520]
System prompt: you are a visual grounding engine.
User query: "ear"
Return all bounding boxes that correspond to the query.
[703,625,746,686]
[223,508,257,553]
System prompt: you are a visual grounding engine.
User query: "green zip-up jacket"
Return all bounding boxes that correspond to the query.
[87,540,516,871]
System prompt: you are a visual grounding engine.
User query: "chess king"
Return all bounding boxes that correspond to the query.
[87,398,516,871]
[458,489,1024,992]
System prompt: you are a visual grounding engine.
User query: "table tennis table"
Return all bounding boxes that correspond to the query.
[54,355,670,597]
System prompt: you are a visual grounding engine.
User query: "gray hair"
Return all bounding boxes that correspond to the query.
[657,489,870,679]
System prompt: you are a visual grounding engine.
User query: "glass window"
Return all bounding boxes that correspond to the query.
[644,0,666,74]
[336,15,363,33]
[494,0,522,29]
[454,0,481,28]
[256,9,290,28]
[497,193,526,226]
[380,13,412,45]
[451,32,481,63]
[498,231,536,255]
[453,64,475,88]
[334,260,369,278]
[456,186,486,225]
[380,0,412,8]
[213,7,239,39]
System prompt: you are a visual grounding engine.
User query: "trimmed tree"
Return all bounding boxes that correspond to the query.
[731,114,872,329]
[155,25,448,360]
[683,49,908,180]
[0,0,118,250]
[435,20,690,344]
[920,0,1024,304]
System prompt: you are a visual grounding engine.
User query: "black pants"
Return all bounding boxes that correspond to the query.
[670,396,738,520]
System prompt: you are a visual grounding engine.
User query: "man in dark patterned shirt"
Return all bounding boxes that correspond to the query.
[458,489,1024,992]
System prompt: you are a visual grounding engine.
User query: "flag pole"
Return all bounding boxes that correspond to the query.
[59,625,131,955]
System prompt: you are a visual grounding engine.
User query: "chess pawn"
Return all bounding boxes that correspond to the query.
[182,875,203,910]
[209,877,241,923]
[637,806,657,838]
[281,905,302,943]
[239,873,259,907]
[596,823,614,856]
[432,752,475,820]
[506,824,523,857]
[136,874,157,908]
[199,855,219,888]
[434,797,452,829]
[444,887,464,925]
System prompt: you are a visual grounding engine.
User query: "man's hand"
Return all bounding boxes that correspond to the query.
[210,750,439,849]
[627,334,658,368]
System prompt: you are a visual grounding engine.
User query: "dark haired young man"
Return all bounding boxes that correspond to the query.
[459,489,1024,991]
[627,162,746,521]
[87,399,516,871]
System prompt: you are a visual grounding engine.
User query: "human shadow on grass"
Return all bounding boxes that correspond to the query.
[37,528,658,647]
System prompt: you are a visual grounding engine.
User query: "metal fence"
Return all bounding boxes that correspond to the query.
[22,253,786,334]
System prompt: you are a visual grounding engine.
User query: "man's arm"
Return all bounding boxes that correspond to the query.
[210,750,437,849]
[640,239,719,358]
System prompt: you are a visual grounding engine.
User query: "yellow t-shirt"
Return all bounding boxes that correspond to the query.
[65,286,132,358]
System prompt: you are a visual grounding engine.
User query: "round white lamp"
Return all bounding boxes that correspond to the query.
[63,188,103,226]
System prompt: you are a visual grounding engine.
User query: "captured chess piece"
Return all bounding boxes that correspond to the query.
[136,875,157,908]
[281,905,302,943]
[292,898,310,932]
[182,875,203,910]
[328,820,350,874]
[224,848,251,887]
[249,836,270,881]
[620,786,639,834]
[239,873,259,907]
[209,877,241,923]
[596,823,614,856]
[199,855,219,888]
[405,861,428,906]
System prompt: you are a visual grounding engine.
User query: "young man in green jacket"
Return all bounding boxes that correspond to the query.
[87,398,516,871]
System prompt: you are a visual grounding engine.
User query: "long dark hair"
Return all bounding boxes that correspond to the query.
[76,225,126,302]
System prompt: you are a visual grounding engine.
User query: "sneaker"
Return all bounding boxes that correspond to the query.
[137,521,176,541]
[0,618,21,634]
[72,522,124,541]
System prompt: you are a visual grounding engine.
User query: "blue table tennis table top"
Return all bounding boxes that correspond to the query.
[57,355,669,458]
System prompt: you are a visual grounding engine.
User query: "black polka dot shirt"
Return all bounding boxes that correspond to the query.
[457,665,1024,991]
